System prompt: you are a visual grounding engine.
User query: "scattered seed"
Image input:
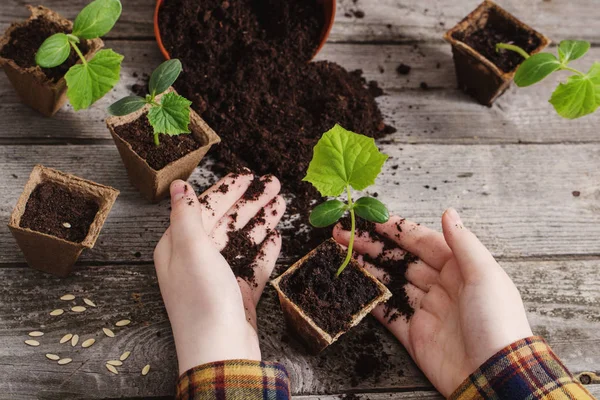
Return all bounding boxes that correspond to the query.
[142,364,150,376]
[83,298,96,307]
[82,339,95,348]
[25,340,40,347]
[45,354,60,361]
[60,294,75,301]
[115,319,130,327]
[62,222,72,228]
[119,351,131,361]
[58,358,72,365]
[28,331,44,337]
[50,309,64,316]
[103,328,115,338]
[106,364,119,374]
[107,360,123,366]
[71,334,79,347]
[60,333,73,344]
[71,306,86,313]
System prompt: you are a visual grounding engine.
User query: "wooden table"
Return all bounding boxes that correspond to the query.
[1,0,600,398]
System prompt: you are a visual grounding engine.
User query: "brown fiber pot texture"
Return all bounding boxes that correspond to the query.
[271,239,392,353]
[8,165,119,277]
[443,0,550,106]
[0,6,103,117]
[106,88,221,203]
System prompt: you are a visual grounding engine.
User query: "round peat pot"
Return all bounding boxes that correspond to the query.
[153,0,336,61]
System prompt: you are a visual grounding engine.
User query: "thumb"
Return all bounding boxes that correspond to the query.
[442,208,497,282]
[169,180,208,247]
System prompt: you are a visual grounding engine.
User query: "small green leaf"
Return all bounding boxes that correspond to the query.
[147,92,192,135]
[65,48,123,111]
[354,197,389,224]
[309,200,347,227]
[303,124,388,197]
[587,62,600,106]
[72,0,122,39]
[107,95,147,116]
[549,74,598,119]
[514,53,561,87]
[35,33,71,68]
[558,40,590,64]
[149,59,182,97]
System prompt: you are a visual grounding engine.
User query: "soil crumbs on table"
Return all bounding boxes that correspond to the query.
[20,181,99,243]
[451,8,541,72]
[279,240,382,336]
[113,114,204,170]
[159,0,394,259]
[0,17,90,83]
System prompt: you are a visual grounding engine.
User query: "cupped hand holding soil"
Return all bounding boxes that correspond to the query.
[154,171,285,373]
[333,209,533,397]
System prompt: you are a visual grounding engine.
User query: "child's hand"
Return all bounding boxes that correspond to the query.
[333,208,533,397]
[154,172,285,374]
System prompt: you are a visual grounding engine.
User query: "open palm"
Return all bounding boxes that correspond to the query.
[334,209,532,397]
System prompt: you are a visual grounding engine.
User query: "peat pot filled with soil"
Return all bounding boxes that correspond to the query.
[106,88,221,202]
[0,6,103,116]
[272,239,391,353]
[444,0,549,106]
[8,165,119,277]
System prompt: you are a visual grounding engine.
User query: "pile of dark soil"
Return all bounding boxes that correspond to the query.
[113,114,204,170]
[20,181,99,243]
[0,18,89,82]
[451,9,541,72]
[158,0,394,258]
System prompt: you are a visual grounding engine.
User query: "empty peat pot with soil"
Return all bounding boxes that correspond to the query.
[0,5,103,116]
[444,0,550,105]
[8,165,119,277]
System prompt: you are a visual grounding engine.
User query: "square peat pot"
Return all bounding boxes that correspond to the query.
[0,6,103,117]
[271,239,391,353]
[8,165,119,277]
[106,88,221,203]
[443,0,550,106]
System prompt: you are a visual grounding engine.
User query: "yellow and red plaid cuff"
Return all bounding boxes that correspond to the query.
[176,359,290,400]
[450,336,596,400]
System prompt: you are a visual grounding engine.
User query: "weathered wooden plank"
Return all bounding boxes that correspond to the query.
[0,258,598,398]
[2,143,600,265]
[2,0,599,43]
[1,40,599,144]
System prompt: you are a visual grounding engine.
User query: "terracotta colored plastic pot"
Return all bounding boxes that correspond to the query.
[153,0,336,61]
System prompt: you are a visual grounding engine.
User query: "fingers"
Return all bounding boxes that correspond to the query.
[246,196,286,245]
[376,216,453,270]
[333,223,388,258]
[249,232,282,305]
[168,180,209,248]
[441,208,497,283]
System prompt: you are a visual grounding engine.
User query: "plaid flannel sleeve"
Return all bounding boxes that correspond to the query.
[176,359,291,400]
[450,336,596,400]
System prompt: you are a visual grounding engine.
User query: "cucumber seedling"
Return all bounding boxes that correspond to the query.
[35,0,124,111]
[496,40,600,119]
[303,124,390,276]
[107,59,193,146]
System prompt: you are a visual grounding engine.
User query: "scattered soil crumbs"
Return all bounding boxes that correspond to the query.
[340,217,418,323]
[20,181,99,243]
[113,114,204,170]
[451,8,541,72]
[0,17,90,83]
[159,0,394,259]
[279,240,382,336]
[396,63,411,75]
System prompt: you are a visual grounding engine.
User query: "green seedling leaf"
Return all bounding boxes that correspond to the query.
[72,0,122,39]
[35,33,70,68]
[65,48,123,111]
[149,59,182,97]
[587,62,600,105]
[147,92,192,135]
[558,40,590,64]
[549,74,598,119]
[107,95,147,116]
[303,124,388,197]
[514,53,561,87]
[309,200,347,227]
[354,197,390,224]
